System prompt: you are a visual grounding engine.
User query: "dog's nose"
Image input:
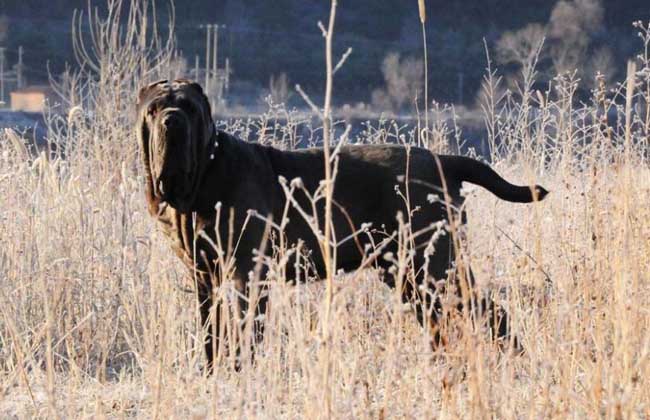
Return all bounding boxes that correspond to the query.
[162,115,177,128]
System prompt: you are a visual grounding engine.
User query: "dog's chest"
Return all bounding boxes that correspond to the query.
[155,205,225,270]
[153,206,198,266]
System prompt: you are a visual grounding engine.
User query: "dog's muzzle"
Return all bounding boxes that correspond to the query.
[152,108,193,208]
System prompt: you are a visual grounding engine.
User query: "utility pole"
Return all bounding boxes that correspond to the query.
[200,24,212,93]
[214,24,227,105]
[212,23,218,83]
[225,58,230,92]
[211,25,218,110]
[16,46,24,89]
[199,24,230,107]
[0,47,5,107]
[194,54,199,81]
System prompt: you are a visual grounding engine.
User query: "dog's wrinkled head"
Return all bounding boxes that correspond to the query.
[136,79,214,213]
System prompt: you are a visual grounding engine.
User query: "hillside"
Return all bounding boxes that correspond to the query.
[0,1,649,107]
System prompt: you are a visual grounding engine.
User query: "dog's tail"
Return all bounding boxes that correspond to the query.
[436,155,548,203]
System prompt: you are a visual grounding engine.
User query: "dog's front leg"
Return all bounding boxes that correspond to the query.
[232,274,269,369]
[197,273,220,375]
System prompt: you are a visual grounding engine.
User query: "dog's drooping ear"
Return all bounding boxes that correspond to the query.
[137,79,169,106]
[187,81,205,96]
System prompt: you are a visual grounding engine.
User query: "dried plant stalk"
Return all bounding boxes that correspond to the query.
[418,0,426,24]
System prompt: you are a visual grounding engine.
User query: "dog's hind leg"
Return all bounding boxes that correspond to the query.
[429,264,520,350]
[476,289,521,351]
[239,286,268,348]
[452,266,521,349]
[389,248,518,350]
[379,254,447,347]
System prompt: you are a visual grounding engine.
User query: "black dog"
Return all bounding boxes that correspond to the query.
[137,79,548,370]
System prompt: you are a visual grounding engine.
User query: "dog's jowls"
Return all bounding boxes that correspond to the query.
[137,79,548,371]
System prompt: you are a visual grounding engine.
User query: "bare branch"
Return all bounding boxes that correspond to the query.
[333,47,353,75]
[295,84,323,118]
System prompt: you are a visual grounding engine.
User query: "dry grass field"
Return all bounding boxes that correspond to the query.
[1,2,649,419]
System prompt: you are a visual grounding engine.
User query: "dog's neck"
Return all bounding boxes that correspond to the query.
[190,128,236,215]
[207,123,221,160]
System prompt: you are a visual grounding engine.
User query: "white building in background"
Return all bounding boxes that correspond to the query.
[10,85,53,113]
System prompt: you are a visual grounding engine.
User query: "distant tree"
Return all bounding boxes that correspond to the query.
[371,52,423,113]
[269,72,291,105]
[491,0,609,98]
[548,0,604,74]
[585,46,616,88]
[496,24,547,70]
[496,23,547,92]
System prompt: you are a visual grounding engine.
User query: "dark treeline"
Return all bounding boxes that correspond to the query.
[1,0,649,107]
